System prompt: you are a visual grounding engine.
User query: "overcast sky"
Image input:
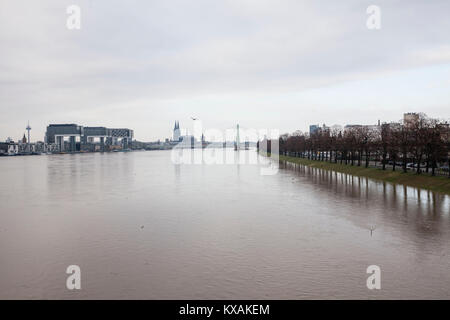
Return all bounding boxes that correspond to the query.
[1,0,450,142]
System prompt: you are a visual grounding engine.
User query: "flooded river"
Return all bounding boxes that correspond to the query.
[0,150,449,299]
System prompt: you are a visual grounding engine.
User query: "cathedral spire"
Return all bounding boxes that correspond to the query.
[173,120,181,142]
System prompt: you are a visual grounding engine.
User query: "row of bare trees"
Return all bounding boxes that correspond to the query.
[258,114,450,177]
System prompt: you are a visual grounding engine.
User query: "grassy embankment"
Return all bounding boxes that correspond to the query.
[277,154,450,195]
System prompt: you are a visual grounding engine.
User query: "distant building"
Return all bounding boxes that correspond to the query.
[321,124,330,132]
[45,123,133,152]
[344,123,381,135]
[173,121,181,142]
[365,124,381,135]
[169,121,202,148]
[309,124,319,135]
[309,124,330,135]
[0,141,19,155]
[344,124,363,131]
[404,112,419,127]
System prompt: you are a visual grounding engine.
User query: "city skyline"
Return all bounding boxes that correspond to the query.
[1,0,450,304]
[1,1,450,141]
[2,111,438,144]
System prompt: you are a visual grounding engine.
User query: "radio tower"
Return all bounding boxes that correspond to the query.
[26,121,31,152]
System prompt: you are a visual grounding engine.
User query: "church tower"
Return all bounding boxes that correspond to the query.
[173,121,181,142]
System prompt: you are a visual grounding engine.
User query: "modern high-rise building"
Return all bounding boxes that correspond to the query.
[45,124,133,152]
[309,124,319,135]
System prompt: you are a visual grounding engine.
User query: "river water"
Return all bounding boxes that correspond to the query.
[0,149,449,299]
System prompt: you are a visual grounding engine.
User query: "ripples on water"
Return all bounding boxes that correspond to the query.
[0,150,449,299]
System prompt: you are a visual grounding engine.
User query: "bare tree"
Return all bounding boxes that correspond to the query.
[261,114,448,178]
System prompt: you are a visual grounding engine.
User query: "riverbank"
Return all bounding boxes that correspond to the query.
[278,154,450,195]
